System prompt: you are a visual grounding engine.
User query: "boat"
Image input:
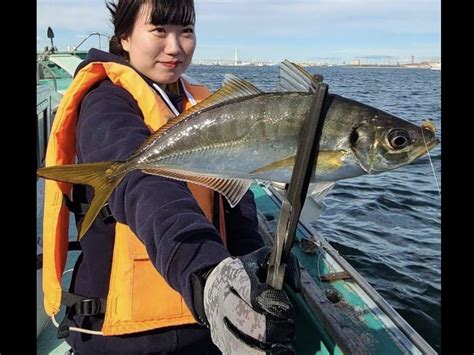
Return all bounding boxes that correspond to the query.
[36,27,108,111]
[36,45,437,354]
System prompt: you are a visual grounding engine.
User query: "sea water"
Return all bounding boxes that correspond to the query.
[187,64,441,352]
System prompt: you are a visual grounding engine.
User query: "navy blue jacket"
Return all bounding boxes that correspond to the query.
[67,49,263,354]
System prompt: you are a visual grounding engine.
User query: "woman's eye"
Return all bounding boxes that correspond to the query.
[183,28,194,34]
[154,27,166,34]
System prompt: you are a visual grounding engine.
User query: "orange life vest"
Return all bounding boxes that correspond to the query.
[42,61,225,336]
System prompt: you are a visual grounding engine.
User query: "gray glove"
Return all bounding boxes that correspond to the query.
[203,247,299,354]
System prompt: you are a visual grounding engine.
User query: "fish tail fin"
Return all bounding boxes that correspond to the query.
[37,161,128,239]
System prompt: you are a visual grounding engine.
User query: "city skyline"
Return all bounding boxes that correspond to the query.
[37,0,441,63]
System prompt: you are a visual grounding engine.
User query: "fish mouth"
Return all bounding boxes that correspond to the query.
[420,120,439,151]
[420,120,436,134]
[405,121,439,165]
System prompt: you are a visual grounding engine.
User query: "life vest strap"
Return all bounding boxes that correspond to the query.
[57,292,107,339]
[63,193,116,224]
[61,291,107,316]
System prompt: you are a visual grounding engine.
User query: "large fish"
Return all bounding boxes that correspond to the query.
[37,61,438,239]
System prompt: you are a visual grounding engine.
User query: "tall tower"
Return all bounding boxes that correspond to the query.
[234,48,239,65]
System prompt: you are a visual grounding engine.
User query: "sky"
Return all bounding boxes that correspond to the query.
[37,0,441,63]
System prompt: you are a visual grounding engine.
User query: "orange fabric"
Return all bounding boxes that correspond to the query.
[42,61,223,335]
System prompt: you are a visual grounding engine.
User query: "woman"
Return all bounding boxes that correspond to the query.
[41,0,298,353]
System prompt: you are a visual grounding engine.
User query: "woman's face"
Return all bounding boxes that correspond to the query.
[121,4,196,85]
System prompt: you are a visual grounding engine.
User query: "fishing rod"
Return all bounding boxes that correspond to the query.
[266,77,328,290]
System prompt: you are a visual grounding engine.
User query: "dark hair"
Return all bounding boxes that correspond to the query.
[106,0,196,59]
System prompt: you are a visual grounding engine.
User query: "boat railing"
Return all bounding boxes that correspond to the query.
[37,85,54,170]
[73,32,110,54]
[37,61,59,92]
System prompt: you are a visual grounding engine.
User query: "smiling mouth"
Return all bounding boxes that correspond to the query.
[159,61,181,68]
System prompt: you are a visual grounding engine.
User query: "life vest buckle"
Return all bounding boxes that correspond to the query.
[98,202,115,224]
[77,298,102,316]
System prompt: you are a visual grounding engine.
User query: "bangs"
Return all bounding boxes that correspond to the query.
[149,0,195,26]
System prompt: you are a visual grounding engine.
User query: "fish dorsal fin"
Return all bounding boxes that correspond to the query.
[222,74,263,95]
[142,167,253,207]
[156,74,263,135]
[277,59,320,93]
[129,75,263,161]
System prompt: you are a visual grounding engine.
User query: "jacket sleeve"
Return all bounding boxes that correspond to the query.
[225,189,265,256]
[76,80,230,311]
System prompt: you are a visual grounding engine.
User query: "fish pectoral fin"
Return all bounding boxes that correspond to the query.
[250,156,296,174]
[315,150,347,173]
[250,150,346,175]
[143,168,252,208]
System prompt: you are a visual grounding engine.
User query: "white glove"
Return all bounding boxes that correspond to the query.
[203,247,297,354]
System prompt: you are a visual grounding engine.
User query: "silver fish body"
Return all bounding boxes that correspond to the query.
[130,92,437,184]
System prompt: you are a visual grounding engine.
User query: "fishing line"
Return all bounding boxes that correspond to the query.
[316,247,324,282]
[421,128,441,198]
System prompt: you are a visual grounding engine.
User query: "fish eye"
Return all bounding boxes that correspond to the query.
[387,129,410,150]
